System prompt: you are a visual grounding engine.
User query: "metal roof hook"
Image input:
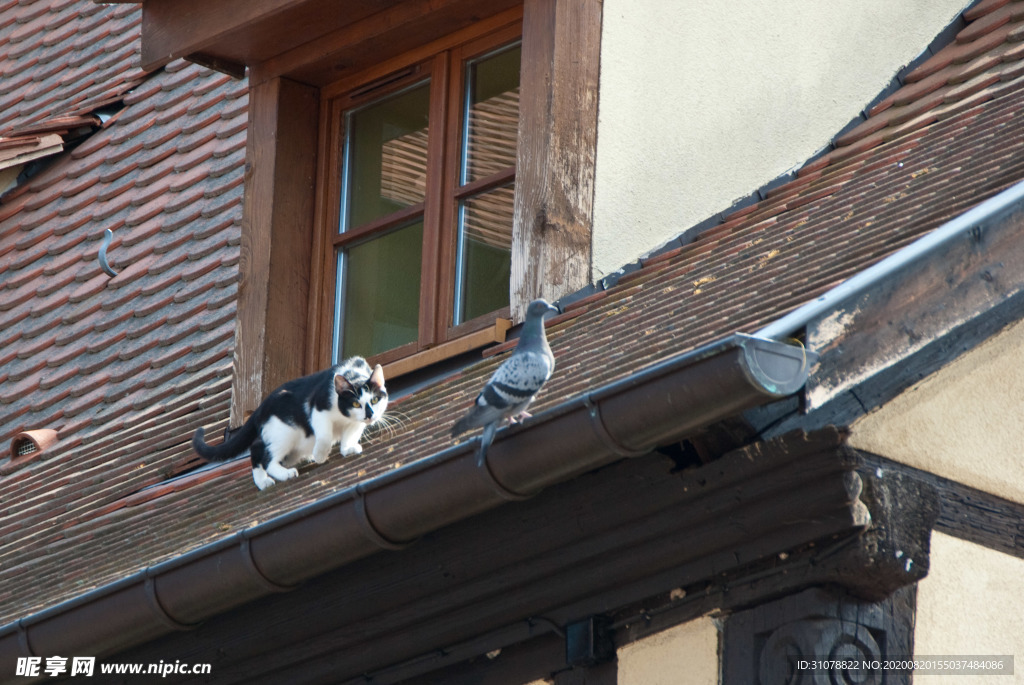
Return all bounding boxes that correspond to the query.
[98,228,118,277]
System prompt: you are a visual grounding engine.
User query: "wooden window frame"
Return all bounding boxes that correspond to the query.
[230,0,601,424]
[310,20,522,370]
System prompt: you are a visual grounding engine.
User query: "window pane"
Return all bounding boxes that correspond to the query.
[455,184,513,323]
[344,82,430,230]
[464,45,520,184]
[338,221,423,359]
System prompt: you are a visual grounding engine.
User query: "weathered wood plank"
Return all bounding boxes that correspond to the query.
[142,0,302,71]
[400,633,566,685]
[230,77,319,424]
[260,0,522,87]
[860,452,1024,560]
[805,197,1024,411]
[140,0,394,72]
[511,0,602,319]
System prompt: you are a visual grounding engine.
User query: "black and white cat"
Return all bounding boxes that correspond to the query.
[192,357,388,490]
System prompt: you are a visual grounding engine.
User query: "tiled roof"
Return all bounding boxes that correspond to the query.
[0,1,247,622]
[0,0,145,137]
[3,0,1024,629]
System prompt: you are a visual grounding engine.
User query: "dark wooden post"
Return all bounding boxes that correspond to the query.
[231,76,319,424]
[512,0,602,319]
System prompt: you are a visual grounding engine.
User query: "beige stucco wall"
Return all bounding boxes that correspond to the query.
[849,317,1024,506]
[592,0,969,278]
[617,616,719,685]
[915,532,1024,682]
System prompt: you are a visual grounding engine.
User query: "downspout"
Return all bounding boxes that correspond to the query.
[0,333,811,679]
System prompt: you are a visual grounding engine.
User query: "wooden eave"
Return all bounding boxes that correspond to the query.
[137,0,521,85]
[60,429,938,684]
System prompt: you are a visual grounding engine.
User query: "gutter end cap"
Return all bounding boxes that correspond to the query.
[738,334,818,397]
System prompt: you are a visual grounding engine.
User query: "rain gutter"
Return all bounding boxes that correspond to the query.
[0,333,812,677]
[755,177,1024,341]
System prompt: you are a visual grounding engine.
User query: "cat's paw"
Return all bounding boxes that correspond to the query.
[265,463,299,485]
[252,467,276,491]
[340,443,363,457]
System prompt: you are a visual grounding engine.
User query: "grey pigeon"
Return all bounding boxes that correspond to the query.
[452,299,559,449]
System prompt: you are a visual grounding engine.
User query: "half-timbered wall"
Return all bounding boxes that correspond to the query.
[850,316,1024,505]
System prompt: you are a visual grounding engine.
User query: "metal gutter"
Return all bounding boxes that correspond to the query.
[756,177,1024,341]
[0,333,812,676]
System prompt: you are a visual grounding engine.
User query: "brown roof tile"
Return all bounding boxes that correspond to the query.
[966,0,1011,20]
[38,363,79,391]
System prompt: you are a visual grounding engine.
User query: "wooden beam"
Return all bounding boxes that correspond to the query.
[259,0,522,87]
[803,190,1024,413]
[723,586,916,685]
[140,0,407,73]
[860,452,1024,560]
[141,0,304,71]
[185,52,247,80]
[511,0,601,320]
[230,77,319,425]
[107,429,903,684]
[400,633,566,685]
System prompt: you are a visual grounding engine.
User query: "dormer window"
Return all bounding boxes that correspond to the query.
[133,0,601,422]
[324,34,521,365]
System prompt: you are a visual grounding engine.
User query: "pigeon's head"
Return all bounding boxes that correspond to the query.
[526,299,560,321]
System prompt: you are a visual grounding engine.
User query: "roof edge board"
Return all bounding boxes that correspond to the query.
[755,177,1024,342]
[139,0,307,72]
[0,334,812,677]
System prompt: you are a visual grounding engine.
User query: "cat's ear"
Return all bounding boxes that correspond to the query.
[369,364,385,389]
[334,373,354,394]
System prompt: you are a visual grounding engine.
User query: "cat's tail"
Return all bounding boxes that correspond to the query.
[192,418,259,462]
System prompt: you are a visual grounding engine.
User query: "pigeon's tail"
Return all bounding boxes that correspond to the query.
[479,422,497,452]
[451,412,480,437]
[452,404,504,437]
